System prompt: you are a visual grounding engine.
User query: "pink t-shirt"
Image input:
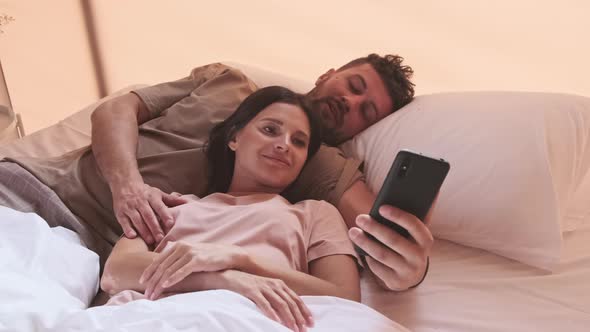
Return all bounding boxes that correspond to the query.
[157,193,358,273]
[107,193,358,305]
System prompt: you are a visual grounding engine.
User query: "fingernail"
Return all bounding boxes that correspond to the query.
[357,217,367,227]
[162,280,169,288]
[129,230,137,237]
[139,276,144,284]
[379,205,396,216]
[166,219,174,227]
[349,228,361,240]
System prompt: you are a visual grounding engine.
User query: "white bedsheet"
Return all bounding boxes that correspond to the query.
[0,207,407,332]
[360,233,590,332]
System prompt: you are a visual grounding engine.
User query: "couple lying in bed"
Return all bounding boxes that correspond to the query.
[0,54,431,330]
[102,86,355,332]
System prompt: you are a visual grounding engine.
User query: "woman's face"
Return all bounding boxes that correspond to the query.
[228,102,311,193]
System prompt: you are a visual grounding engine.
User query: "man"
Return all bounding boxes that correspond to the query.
[1,54,432,291]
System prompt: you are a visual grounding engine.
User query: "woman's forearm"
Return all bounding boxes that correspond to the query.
[101,250,225,296]
[100,251,158,295]
[101,240,358,301]
[236,255,358,301]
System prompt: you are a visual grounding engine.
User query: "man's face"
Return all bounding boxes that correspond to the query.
[308,63,393,145]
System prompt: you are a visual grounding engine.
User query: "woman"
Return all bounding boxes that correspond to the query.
[100,86,360,332]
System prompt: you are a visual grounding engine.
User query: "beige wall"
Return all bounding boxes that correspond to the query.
[0,0,99,134]
[1,0,589,133]
[92,0,589,95]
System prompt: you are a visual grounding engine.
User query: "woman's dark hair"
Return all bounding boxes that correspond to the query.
[205,86,322,194]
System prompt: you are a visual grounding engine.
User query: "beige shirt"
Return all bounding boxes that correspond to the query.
[7,63,363,258]
[107,193,358,305]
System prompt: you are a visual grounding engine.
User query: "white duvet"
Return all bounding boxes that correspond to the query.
[0,206,408,332]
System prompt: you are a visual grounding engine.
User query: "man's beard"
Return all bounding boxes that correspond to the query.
[309,97,347,146]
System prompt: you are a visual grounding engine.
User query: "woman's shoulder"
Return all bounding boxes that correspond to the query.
[293,199,340,215]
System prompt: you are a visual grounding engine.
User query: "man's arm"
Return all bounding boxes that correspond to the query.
[337,180,434,291]
[91,93,151,186]
[91,93,186,244]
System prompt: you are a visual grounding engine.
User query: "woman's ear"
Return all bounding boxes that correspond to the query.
[228,139,237,151]
[227,125,239,151]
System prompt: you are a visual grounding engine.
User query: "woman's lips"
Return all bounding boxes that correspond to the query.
[262,155,290,167]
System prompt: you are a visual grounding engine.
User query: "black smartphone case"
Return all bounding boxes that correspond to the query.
[357,150,450,256]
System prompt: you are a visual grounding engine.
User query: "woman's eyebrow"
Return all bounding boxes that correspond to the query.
[260,118,283,125]
[294,131,310,140]
[261,117,309,138]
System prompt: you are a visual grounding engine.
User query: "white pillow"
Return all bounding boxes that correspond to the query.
[341,91,590,271]
[223,61,313,93]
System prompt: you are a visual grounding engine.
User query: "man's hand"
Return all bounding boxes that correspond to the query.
[112,182,188,244]
[348,205,434,291]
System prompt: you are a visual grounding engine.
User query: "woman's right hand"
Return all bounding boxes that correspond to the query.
[219,270,314,332]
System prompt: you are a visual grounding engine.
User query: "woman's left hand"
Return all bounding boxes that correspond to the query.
[140,241,247,300]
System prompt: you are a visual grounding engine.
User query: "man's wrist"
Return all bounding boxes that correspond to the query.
[109,173,144,192]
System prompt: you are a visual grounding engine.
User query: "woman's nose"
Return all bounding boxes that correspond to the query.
[275,136,290,151]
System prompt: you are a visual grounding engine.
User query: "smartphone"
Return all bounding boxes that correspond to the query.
[356,149,450,256]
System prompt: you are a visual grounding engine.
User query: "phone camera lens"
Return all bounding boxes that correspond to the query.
[398,164,409,178]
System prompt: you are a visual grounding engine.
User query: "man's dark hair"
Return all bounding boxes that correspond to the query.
[340,53,415,111]
[205,86,322,194]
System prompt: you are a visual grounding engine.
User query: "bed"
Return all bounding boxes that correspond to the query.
[1,62,589,331]
[362,233,590,331]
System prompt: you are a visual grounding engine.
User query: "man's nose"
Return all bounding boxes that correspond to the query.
[342,95,360,114]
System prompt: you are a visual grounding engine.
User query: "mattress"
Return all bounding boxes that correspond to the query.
[360,231,590,331]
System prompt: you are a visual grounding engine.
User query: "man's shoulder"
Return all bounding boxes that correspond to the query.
[189,62,232,73]
[312,144,347,162]
[189,62,254,86]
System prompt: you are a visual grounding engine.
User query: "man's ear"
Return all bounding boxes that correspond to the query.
[315,68,336,86]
